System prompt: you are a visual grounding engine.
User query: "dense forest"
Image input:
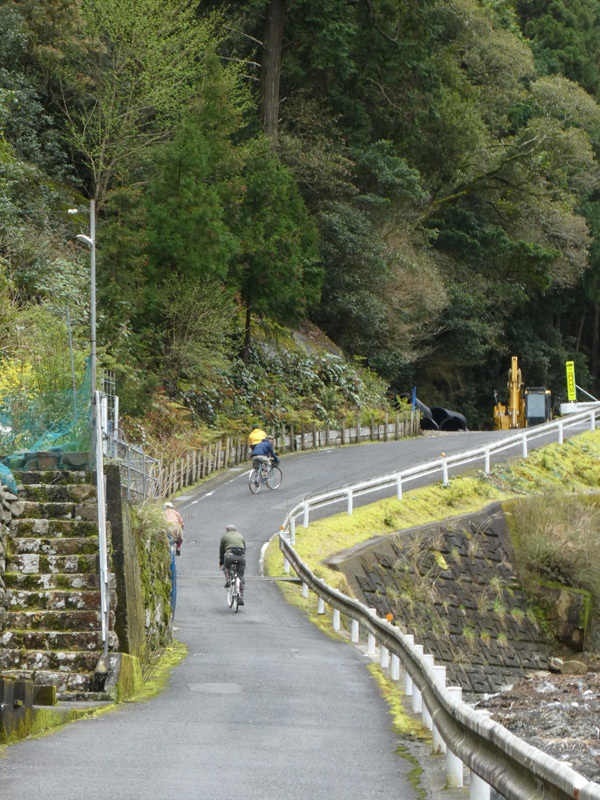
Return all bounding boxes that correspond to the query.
[1,0,600,447]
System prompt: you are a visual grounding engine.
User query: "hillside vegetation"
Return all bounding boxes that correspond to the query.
[2,0,600,446]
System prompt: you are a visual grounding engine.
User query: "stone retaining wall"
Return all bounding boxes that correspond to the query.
[326,502,555,694]
[0,485,25,630]
[105,465,172,665]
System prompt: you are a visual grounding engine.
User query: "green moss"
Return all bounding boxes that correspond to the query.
[127,640,188,702]
[367,664,428,799]
[113,653,144,703]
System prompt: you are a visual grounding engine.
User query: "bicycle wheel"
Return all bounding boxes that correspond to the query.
[232,577,240,613]
[249,468,262,493]
[266,465,282,490]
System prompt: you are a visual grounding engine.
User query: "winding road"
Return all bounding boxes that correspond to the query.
[0,429,572,799]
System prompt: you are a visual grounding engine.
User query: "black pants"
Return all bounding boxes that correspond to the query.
[223,551,246,594]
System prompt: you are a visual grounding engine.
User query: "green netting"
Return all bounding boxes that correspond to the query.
[0,359,92,472]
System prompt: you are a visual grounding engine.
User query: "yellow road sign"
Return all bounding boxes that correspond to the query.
[566,361,576,402]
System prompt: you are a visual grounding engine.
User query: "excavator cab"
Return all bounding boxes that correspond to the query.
[524,387,552,426]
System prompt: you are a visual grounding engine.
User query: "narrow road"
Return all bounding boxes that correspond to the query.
[0,429,576,799]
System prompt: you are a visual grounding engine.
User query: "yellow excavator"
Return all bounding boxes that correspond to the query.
[493,356,552,430]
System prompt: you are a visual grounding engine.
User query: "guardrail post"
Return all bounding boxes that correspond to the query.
[351,619,359,643]
[558,420,564,445]
[332,608,340,631]
[380,645,389,669]
[445,686,464,787]
[317,597,325,614]
[347,489,353,515]
[468,711,491,800]
[284,556,290,574]
[421,654,434,730]
[441,453,449,486]
[522,434,528,458]
[484,449,490,474]
[367,608,377,655]
[431,665,447,754]
[367,631,376,655]
[470,771,491,800]
[303,502,310,528]
[411,645,424,712]
[302,582,309,599]
[290,517,296,545]
[591,410,596,431]
[403,634,414,695]
[396,475,403,500]
[391,653,400,681]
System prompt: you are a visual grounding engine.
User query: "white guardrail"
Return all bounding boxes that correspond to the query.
[278,408,600,800]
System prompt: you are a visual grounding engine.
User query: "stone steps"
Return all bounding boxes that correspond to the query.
[6,609,107,631]
[5,572,99,590]
[20,501,79,520]
[18,483,97,503]
[58,690,110,702]
[0,648,100,672]
[1,468,117,702]
[16,471,91,486]
[2,668,96,693]
[5,588,102,611]
[10,518,99,538]
[10,537,99,556]
[0,629,115,651]
[6,552,99,574]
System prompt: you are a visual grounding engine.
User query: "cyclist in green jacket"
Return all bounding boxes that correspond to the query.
[219,524,246,605]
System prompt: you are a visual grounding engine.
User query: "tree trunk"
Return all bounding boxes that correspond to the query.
[260,0,285,137]
[242,303,252,363]
[593,303,599,378]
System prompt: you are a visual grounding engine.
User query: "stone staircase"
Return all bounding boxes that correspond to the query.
[0,470,117,700]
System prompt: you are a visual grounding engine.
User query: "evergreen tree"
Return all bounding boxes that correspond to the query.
[230,136,322,360]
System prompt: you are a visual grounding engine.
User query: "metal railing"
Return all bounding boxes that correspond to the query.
[278,408,600,800]
[104,435,161,501]
[289,408,600,528]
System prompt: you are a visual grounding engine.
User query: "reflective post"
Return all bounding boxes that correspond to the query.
[421,654,434,729]
[332,608,340,631]
[445,686,464,787]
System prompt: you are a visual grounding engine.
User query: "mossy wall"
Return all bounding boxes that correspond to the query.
[0,484,26,628]
[137,522,173,655]
[105,465,146,660]
[105,466,172,666]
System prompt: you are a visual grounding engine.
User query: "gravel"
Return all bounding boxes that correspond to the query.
[475,671,600,783]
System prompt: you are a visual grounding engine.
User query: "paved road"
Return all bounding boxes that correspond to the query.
[0,428,577,799]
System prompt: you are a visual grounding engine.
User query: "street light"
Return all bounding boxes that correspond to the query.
[75,200,96,396]
[75,200,110,661]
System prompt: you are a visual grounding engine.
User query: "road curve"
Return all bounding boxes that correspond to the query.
[0,429,573,799]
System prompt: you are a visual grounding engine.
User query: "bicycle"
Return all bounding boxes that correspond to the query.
[226,561,242,612]
[248,456,282,494]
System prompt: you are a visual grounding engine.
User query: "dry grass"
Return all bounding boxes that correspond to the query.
[511,490,600,599]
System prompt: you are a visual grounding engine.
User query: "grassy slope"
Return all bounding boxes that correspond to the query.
[264,430,600,594]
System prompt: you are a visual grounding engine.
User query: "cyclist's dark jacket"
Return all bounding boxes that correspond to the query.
[219,530,246,567]
[252,439,279,462]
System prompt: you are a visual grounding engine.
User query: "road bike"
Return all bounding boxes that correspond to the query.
[226,561,242,612]
[248,456,282,494]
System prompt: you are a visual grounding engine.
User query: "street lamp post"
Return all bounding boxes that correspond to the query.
[76,199,96,395]
[75,199,109,661]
